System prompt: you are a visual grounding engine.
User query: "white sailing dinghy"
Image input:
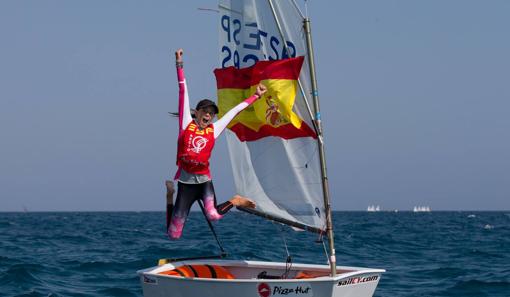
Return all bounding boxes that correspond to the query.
[138,1,384,296]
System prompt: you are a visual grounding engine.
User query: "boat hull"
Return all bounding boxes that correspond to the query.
[138,260,384,297]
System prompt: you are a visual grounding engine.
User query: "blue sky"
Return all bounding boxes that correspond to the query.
[1,1,509,211]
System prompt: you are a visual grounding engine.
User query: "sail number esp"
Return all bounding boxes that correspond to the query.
[220,15,297,69]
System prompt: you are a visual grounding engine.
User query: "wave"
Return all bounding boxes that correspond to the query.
[1,263,46,283]
[94,287,139,297]
[1,211,509,297]
[0,221,15,228]
[13,289,59,297]
[445,279,510,296]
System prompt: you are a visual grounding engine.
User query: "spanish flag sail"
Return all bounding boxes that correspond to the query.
[218,0,326,232]
[214,57,316,142]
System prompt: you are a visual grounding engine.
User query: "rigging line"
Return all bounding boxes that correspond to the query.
[217,4,242,15]
[266,0,319,136]
[197,200,227,257]
[274,222,293,279]
[197,7,219,13]
[290,0,306,19]
[278,223,291,257]
[321,235,330,265]
[304,0,309,19]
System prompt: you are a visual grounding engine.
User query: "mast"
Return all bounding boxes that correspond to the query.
[303,17,337,276]
[266,0,336,277]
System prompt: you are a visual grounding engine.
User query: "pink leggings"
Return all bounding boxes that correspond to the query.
[168,181,232,239]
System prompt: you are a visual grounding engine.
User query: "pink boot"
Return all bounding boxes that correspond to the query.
[168,216,186,240]
[203,196,223,221]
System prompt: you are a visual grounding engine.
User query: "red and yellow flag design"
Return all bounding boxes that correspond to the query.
[214,56,316,142]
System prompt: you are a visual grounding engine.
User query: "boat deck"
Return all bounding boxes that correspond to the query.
[141,259,383,281]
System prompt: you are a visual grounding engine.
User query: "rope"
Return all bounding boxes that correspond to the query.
[197,200,227,257]
[321,235,330,265]
[275,223,293,279]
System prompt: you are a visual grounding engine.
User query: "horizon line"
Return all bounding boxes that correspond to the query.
[1,209,509,213]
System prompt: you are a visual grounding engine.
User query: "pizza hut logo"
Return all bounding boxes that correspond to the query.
[258,283,271,297]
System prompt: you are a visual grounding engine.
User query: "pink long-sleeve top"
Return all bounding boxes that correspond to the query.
[174,64,259,180]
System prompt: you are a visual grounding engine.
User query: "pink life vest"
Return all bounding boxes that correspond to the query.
[176,122,215,176]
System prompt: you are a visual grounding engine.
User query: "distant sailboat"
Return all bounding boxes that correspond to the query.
[367,205,380,212]
[413,206,431,212]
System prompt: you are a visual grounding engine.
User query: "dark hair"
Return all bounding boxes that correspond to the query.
[168,99,218,119]
[168,110,196,118]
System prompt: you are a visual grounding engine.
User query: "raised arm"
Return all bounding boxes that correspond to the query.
[214,83,267,139]
[176,49,192,131]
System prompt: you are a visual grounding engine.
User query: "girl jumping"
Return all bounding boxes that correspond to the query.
[167,49,267,239]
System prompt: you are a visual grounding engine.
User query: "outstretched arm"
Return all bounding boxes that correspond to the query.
[213,83,267,139]
[176,49,192,131]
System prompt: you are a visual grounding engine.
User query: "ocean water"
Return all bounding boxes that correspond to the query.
[0,211,508,297]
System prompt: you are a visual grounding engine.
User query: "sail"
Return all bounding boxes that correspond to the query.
[217,0,325,232]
